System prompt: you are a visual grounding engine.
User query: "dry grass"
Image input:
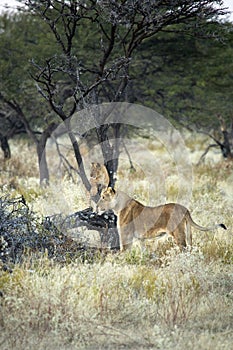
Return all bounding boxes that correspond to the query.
[0,134,233,349]
[1,252,233,349]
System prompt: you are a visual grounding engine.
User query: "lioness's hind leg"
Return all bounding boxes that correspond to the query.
[185,222,192,248]
[173,228,186,251]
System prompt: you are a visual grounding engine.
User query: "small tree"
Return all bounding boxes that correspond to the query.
[0,11,61,184]
[26,0,227,189]
[0,107,25,159]
[197,115,233,164]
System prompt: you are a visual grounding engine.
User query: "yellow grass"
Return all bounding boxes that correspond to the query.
[0,133,233,349]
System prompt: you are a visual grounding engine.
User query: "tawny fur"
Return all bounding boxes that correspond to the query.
[90,162,110,210]
[97,187,226,251]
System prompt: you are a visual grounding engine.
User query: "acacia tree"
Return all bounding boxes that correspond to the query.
[0,11,60,184]
[0,105,24,159]
[26,0,227,189]
[129,20,233,161]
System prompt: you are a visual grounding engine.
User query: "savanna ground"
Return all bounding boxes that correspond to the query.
[0,131,233,350]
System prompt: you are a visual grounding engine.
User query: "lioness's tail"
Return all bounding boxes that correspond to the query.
[188,212,227,231]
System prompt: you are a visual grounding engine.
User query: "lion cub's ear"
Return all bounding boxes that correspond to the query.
[107,187,116,194]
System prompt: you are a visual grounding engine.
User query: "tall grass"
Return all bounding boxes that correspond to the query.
[1,251,233,349]
[0,135,232,349]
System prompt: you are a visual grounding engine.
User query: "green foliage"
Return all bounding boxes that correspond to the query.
[0,12,55,96]
[131,21,233,129]
[0,2,232,180]
[0,11,59,131]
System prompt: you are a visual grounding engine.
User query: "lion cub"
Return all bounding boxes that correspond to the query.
[97,187,226,251]
[90,162,110,211]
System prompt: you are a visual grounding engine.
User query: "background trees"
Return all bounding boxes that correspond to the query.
[0,11,60,183]
[28,0,230,186]
[0,0,232,189]
[130,21,233,159]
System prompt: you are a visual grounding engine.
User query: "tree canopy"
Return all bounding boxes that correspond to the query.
[131,21,233,128]
[0,0,232,184]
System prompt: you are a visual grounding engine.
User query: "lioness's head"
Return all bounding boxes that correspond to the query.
[96,187,131,214]
[96,187,116,213]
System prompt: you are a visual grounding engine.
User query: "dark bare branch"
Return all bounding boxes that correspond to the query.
[197,143,219,165]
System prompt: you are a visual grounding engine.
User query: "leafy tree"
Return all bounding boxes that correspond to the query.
[0,11,60,183]
[25,0,227,190]
[0,1,230,186]
[131,20,233,159]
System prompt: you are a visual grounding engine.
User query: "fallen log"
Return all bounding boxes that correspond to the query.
[44,208,119,250]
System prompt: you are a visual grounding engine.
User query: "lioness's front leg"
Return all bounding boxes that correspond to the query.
[118,226,134,251]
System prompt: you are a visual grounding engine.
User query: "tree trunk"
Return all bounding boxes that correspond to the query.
[37,122,58,186]
[96,124,115,187]
[65,119,91,192]
[221,129,233,159]
[0,133,11,159]
[37,143,50,185]
[111,123,121,185]
[218,115,233,160]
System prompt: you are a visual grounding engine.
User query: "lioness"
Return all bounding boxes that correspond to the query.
[97,187,227,251]
[90,162,110,211]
